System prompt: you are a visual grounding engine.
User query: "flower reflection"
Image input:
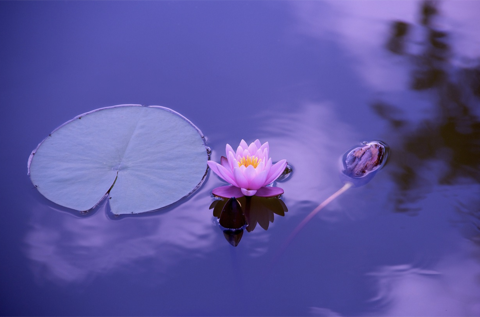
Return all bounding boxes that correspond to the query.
[215,197,246,247]
[207,139,287,197]
[210,196,288,247]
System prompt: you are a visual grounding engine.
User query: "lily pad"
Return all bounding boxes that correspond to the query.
[28,105,209,215]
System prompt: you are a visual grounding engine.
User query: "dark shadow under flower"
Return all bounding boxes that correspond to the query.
[210,196,288,247]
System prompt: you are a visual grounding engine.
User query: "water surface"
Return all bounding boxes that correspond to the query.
[1,1,480,316]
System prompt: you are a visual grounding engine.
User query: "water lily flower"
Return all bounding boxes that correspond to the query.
[208,139,287,198]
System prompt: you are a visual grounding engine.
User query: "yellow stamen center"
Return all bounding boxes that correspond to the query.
[238,156,261,168]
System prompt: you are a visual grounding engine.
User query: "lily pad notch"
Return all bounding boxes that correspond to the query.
[28,104,210,215]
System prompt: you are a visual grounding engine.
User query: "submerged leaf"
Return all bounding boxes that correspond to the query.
[28,105,208,215]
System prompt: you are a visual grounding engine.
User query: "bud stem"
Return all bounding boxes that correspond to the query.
[272,182,353,265]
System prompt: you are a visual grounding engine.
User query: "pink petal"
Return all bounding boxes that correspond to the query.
[209,160,238,185]
[264,158,272,174]
[239,139,248,151]
[226,144,235,158]
[255,148,264,159]
[249,169,268,189]
[247,142,258,156]
[256,159,266,172]
[212,185,244,198]
[259,142,269,158]
[236,145,243,158]
[243,165,257,187]
[228,151,238,171]
[207,161,223,178]
[256,187,284,197]
[256,148,268,162]
[234,166,249,189]
[208,161,236,185]
[254,139,262,148]
[241,188,257,196]
[265,159,287,184]
[218,164,238,187]
[220,156,229,169]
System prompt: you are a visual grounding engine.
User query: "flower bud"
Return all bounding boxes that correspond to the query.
[340,141,389,187]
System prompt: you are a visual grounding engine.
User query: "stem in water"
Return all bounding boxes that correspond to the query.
[273,182,353,262]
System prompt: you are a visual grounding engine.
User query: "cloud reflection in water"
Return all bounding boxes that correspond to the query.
[25,190,216,284]
[368,244,480,316]
[290,1,480,92]
[310,241,480,317]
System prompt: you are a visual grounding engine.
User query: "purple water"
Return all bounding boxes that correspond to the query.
[1,1,480,316]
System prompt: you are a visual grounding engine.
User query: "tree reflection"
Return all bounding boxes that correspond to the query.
[375,1,480,219]
[210,196,288,247]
